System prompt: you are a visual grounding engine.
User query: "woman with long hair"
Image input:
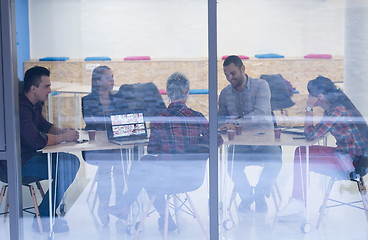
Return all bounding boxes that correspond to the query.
[277,76,368,221]
[82,66,125,225]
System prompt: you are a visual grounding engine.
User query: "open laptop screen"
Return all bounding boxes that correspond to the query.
[107,110,148,140]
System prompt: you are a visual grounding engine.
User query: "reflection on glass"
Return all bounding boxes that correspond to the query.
[217,1,368,239]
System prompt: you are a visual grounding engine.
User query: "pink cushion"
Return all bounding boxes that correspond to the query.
[222,55,249,60]
[159,89,167,95]
[304,54,332,59]
[124,56,151,60]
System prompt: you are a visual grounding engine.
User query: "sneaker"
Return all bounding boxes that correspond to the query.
[158,215,177,232]
[32,216,70,233]
[276,198,306,222]
[254,194,268,213]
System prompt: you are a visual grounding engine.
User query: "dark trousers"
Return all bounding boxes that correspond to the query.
[228,145,282,201]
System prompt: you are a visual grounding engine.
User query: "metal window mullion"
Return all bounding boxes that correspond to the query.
[208,0,219,239]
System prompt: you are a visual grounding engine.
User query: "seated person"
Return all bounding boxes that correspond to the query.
[218,55,282,213]
[81,66,125,225]
[277,76,368,221]
[19,66,80,232]
[110,72,223,230]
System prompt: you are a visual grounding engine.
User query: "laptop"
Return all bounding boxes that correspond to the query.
[106,110,149,145]
[282,127,305,135]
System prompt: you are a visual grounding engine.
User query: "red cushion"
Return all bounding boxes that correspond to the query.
[304,54,332,59]
[124,56,151,60]
[222,55,249,60]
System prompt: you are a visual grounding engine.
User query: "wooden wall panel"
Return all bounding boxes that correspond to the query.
[25,58,343,128]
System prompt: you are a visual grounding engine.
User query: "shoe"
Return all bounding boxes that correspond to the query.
[109,205,129,221]
[158,215,177,232]
[254,194,268,213]
[238,199,253,213]
[32,216,70,233]
[276,198,306,222]
[97,205,110,225]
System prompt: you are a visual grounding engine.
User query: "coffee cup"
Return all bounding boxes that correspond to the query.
[88,130,96,141]
[227,130,235,141]
[235,125,242,135]
[274,128,282,139]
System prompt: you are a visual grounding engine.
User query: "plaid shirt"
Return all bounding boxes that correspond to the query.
[148,102,214,154]
[305,104,366,158]
[19,93,53,164]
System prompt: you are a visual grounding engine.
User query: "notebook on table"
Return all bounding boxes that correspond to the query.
[106,110,149,145]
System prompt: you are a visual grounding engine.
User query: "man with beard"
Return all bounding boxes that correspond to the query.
[218,55,282,213]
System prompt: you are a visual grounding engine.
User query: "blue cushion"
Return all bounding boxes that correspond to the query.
[84,56,111,61]
[255,53,284,59]
[39,57,69,61]
[189,89,208,95]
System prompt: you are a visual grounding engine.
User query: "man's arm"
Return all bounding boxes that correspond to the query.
[218,90,235,130]
[46,126,79,146]
[147,122,162,154]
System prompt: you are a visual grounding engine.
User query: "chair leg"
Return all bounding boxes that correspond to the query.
[29,185,43,233]
[185,193,210,240]
[173,195,180,232]
[35,181,45,198]
[271,183,281,212]
[4,189,9,220]
[132,196,156,240]
[86,173,98,211]
[163,195,170,240]
[226,189,238,226]
[0,185,7,210]
[316,177,335,229]
[356,177,368,221]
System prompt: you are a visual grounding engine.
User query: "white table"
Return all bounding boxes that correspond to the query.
[41,131,146,238]
[220,129,326,233]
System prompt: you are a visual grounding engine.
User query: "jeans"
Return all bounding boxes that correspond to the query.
[228,145,282,201]
[22,152,80,217]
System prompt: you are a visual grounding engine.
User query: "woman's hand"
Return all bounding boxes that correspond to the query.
[306,95,319,108]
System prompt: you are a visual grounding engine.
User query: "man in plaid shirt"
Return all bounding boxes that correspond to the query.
[111,72,222,231]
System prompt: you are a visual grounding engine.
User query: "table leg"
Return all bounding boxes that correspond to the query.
[47,153,53,238]
[300,146,311,233]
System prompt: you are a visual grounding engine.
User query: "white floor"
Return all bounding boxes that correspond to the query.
[1,145,368,240]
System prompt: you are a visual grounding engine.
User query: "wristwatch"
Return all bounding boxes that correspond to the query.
[305,106,313,112]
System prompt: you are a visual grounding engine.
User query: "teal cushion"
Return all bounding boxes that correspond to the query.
[84,56,111,61]
[255,53,284,59]
[39,57,69,61]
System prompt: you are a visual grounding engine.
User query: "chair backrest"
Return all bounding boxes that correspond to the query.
[142,147,209,194]
[115,82,167,119]
[260,74,295,111]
